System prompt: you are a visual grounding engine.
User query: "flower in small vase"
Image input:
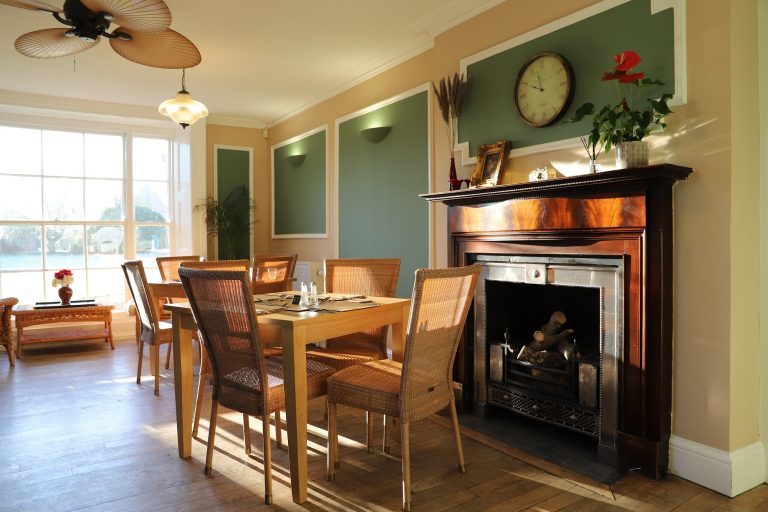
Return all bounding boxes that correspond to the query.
[52,269,74,288]
[566,50,673,155]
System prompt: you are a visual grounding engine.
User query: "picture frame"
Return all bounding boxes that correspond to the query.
[470,140,512,188]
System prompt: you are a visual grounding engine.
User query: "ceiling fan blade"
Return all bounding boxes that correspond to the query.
[0,0,62,13]
[110,28,200,69]
[79,0,170,33]
[15,28,97,58]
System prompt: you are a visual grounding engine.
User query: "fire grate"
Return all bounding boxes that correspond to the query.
[488,382,598,437]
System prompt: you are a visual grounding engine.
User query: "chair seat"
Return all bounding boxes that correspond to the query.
[221,357,334,416]
[306,346,381,371]
[327,359,402,416]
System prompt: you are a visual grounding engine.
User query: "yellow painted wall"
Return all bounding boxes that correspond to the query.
[253,0,761,453]
[205,124,270,257]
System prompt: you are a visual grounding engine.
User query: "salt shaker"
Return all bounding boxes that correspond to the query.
[309,282,318,306]
[299,282,309,307]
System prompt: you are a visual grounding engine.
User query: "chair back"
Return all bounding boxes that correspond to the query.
[157,255,204,282]
[0,296,18,345]
[122,260,162,344]
[252,254,297,294]
[400,265,480,422]
[323,258,400,356]
[178,267,269,416]
[181,259,250,271]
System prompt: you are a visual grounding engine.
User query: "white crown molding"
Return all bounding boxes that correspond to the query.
[456,0,687,162]
[669,435,765,497]
[0,88,168,128]
[421,0,508,38]
[268,43,435,128]
[207,114,266,129]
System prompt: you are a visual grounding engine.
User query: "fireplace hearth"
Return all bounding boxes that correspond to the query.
[422,164,692,478]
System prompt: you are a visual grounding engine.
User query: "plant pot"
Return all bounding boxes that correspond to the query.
[58,286,73,305]
[615,141,649,169]
[448,157,460,190]
[588,158,598,174]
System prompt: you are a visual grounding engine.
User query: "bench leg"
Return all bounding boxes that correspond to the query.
[16,330,22,360]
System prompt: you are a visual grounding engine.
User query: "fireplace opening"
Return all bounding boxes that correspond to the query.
[472,254,623,461]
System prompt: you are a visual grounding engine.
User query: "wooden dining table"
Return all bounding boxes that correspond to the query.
[154,281,411,504]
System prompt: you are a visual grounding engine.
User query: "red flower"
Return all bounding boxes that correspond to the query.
[618,72,645,83]
[602,71,623,82]
[54,269,73,280]
[613,50,641,71]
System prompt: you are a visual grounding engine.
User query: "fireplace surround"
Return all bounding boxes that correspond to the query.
[422,164,692,478]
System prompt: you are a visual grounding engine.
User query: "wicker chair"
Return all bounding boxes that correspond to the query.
[0,297,18,366]
[251,254,297,294]
[306,258,401,370]
[179,259,284,439]
[326,265,480,512]
[157,255,204,282]
[178,267,334,504]
[122,260,172,396]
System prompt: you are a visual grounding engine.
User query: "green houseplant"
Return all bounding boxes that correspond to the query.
[568,50,673,169]
[194,185,256,260]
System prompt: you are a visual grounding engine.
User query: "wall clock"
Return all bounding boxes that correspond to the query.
[514,52,574,127]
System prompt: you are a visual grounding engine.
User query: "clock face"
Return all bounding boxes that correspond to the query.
[514,53,574,127]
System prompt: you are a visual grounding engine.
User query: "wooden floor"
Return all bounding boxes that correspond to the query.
[1,339,767,512]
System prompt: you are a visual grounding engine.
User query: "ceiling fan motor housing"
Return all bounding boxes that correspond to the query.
[61,0,116,41]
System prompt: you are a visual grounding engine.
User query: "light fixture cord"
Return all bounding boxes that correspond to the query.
[180,68,187,93]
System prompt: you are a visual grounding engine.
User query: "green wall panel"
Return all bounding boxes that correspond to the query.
[216,147,251,259]
[339,91,429,298]
[273,130,327,236]
[459,0,674,155]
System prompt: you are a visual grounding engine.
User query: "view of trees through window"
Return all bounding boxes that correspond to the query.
[0,125,172,306]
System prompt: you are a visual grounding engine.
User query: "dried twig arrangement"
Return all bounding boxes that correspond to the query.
[432,72,471,156]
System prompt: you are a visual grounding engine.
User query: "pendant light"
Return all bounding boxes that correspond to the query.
[158,68,208,129]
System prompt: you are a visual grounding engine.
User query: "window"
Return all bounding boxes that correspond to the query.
[0,125,173,306]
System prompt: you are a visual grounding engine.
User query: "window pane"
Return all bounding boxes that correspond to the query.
[87,225,124,268]
[0,225,41,270]
[43,178,84,221]
[1,271,43,304]
[136,225,169,267]
[0,176,42,220]
[134,181,169,222]
[43,130,83,177]
[0,126,41,175]
[87,268,126,306]
[85,134,123,178]
[44,225,84,269]
[133,137,168,180]
[85,179,123,221]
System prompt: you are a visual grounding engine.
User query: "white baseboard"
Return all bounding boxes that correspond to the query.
[669,435,765,496]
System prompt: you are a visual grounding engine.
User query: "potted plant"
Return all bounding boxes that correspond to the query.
[194,185,256,260]
[432,72,471,190]
[567,50,673,169]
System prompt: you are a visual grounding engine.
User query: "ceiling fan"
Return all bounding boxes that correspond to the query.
[0,0,201,69]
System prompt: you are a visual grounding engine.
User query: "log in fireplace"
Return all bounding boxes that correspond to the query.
[422,164,692,478]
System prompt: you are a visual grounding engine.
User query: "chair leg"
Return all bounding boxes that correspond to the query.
[274,410,282,448]
[383,414,391,454]
[164,342,172,370]
[366,411,375,453]
[448,395,466,473]
[402,422,411,512]
[327,401,337,480]
[243,414,252,454]
[136,340,144,384]
[153,343,160,396]
[193,355,207,437]
[262,410,273,504]
[205,400,219,475]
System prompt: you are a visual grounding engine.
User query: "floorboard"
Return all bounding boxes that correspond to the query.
[0,340,766,511]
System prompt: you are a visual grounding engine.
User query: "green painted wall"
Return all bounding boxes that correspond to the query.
[215,147,251,259]
[273,130,327,236]
[338,91,429,298]
[459,0,674,155]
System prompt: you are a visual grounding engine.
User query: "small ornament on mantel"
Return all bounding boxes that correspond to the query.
[528,165,557,182]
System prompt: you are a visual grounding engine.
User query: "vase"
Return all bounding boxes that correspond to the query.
[615,141,649,169]
[58,286,73,305]
[448,156,460,190]
[588,158,598,174]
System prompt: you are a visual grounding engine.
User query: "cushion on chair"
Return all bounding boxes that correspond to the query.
[326,359,402,416]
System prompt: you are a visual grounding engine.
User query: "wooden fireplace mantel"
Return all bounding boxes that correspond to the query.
[422,163,693,479]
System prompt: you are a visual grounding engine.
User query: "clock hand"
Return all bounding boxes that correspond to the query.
[528,83,543,92]
[536,72,544,91]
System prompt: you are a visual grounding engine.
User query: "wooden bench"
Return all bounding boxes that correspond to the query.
[12,304,114,358]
